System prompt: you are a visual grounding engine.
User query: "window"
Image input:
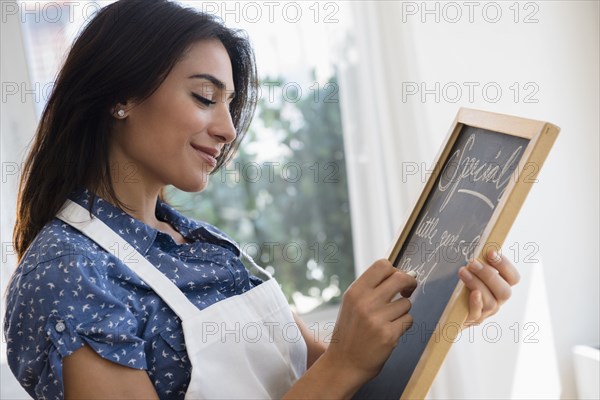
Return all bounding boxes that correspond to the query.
[19,1,355,314]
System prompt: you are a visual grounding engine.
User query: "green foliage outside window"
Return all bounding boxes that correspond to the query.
[167,72,354,313]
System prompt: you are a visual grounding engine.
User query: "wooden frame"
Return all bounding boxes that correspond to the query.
[386,108,559,399]
[355,108,559,399]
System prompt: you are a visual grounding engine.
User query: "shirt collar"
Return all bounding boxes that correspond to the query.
[67,188,241,256]
[156,200,242,256]
[68,188,160,255]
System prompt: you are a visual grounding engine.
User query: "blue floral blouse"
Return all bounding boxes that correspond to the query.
[4,188,263,399]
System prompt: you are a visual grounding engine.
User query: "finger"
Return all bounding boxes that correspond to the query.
[380,297,412,322]
[391,313,414,341]
[486,249,520,286]
[357,259,398,289]
[376,270,417,302]
[459,266,498,315]
[464,290,483,326]
[467,259,512,304]
[400,271,419,297]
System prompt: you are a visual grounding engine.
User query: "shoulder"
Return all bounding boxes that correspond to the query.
[6,219,112,311]
[5,218,123,320]
[19,217,107,273]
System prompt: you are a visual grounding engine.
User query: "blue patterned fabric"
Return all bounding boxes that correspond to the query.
[4,188,263,399]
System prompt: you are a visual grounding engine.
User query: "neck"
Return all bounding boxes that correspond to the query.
[109,181,162,228]
[96,155,165,231]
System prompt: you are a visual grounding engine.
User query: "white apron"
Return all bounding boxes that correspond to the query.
[57,200,307,399]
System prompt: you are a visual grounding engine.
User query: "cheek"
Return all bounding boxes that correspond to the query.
[174,106,211,137]
[128,98,208,151]
[157,90,209,130]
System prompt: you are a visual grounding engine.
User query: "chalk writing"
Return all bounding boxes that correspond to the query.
[438,133,523,212]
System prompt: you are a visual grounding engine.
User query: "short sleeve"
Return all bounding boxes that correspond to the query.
[4,252,147,400]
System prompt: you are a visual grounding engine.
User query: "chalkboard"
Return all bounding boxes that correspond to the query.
[353,108,559,399]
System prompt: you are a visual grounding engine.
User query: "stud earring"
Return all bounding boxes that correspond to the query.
[117,109,126,118]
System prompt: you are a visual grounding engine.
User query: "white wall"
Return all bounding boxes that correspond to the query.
[339,1,599,398]
[1,2,39,398]
[406,2,599,398]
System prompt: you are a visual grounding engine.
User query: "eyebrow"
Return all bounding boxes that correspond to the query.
[189,73,236,99]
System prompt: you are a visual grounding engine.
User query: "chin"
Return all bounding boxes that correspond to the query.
[174,176,210,193]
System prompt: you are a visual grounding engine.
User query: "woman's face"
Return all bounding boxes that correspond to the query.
[111,39,237,192]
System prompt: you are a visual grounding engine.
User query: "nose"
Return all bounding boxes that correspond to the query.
[208,101,237,144]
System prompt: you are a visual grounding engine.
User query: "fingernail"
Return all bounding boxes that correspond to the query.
[492,251,501,262]
[406,270,417,278]
[469,260,483,271]
[460,267,473,280]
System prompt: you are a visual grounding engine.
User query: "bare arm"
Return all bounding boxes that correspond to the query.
[63,344,159,399]
[293,313,328,368]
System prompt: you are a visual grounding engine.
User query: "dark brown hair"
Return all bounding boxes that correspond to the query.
[13,0,258,260]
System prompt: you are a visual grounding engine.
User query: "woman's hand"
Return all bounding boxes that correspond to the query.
[324,259,418,382]
[459,249,520,326]
[284,259,417,400]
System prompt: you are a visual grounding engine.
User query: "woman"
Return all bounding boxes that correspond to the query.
[4,0,519,399]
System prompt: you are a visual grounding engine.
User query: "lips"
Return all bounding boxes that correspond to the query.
[191,143,219,168]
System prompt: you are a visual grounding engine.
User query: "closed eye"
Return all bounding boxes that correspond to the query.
[191,92,216,106]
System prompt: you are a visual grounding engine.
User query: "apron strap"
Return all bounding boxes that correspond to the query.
[57,199,200,321]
